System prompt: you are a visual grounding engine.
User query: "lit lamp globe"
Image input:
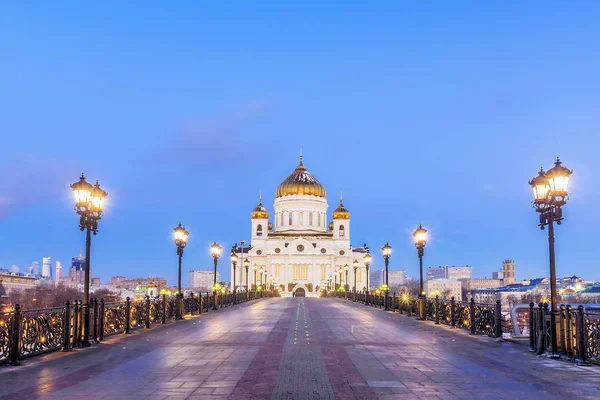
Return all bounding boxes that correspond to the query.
[243,259,250,269]
[382,243,392,258]
[89,181,108,217]
[230,251,238,264]
[413,225,427,246]
[210,242,222,259]
[363,253,372,266]
[173,223,189,247]
[71,174,93,214]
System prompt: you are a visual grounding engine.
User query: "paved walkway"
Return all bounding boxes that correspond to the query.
[1,298,599,400]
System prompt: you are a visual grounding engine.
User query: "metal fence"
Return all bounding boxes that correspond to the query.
[529,303,600,365]
[0,289,271,366]
[333,291,503,338]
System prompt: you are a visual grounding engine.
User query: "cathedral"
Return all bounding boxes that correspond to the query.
[230,155,370,297]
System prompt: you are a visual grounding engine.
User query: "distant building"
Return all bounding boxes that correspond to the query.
[388,270,407,287]
[31,261,40,275]
[190,270,219,292]
[42,257,52,278]
[446,266,472,281]
[10,265,19,274]
[55,261,63,287]
[426,266,446,281]
[492,271,503,280]
[68,253,87,286]
[425,279,462,300]
[503,260,515,285]
[469,279,503,291]
[369,269,383,289]
[0,272,37,292]
[111,276,127,286]
[0,277,8,305]
[91,277,101,286]
[112,277,167,290]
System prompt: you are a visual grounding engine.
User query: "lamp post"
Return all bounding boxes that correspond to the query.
[244,259,250,300]
[259,266,264,298]
[71,174,108,347]
[269,275,274,291]
[253,263,258,293]
[413,225,427,320]
[381,243,392,311]
[353,259,359,301]
[173,223,189,319]
[364,252,371,295]
[328,275,332,292]
[210,242,222,310]
[529,158,572,357]
[344,264,350,299]
[230,251,238,305]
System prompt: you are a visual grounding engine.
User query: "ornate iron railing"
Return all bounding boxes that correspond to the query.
[0,289,271,365]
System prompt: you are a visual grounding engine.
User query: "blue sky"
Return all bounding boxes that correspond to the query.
[1,2,599,286]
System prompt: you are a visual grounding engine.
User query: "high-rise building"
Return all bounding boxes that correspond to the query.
[503,260,515,285]
[426,266,446,281]
[388,270,407,287]
[31,261,40,275]
[25,265,34,275]
[492,271,504,280]
[91,277,101,286]
[55,261,63,287]
[69,253,86,285]
[42,257,52,278]
[190,270,219,291]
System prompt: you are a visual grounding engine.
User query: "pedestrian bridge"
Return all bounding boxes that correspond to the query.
[0,298,599,399]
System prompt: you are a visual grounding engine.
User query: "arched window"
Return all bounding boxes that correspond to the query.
[318,213,321,227]
[309,212,313,226]
[339,225,345,237]
[280,213,284,227]
[256,224,263,236]
[299,212,303,224]
[288,212,293,226]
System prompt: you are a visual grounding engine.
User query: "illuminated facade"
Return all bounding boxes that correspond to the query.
[231,155,370,297]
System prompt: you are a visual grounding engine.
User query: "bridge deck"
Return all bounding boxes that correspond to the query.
[0,298,598,400]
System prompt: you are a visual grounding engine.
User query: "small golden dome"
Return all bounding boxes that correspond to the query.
[268,221,273,231]
[251,199,269,219]
[276,156,326,198]
[148,281,158,288]
[328,221,334,231]
[333,201,350,219]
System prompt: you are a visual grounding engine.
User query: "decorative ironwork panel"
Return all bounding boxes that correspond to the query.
[19,307,66,358]
[149,300,161,325]
[439,300,452,325]
[103,302,126,336]
[473,303,496,337]
[456,302,471,330]
[0,310,13,364]
[129,301,145,330]
[585,313,600,362]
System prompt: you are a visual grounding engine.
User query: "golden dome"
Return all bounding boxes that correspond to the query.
[276,156,326,198]
[332,200,350,220]
[268,221,273,231]
[251,198,269,219]
[328,221,334,231]
[148,281,158,288]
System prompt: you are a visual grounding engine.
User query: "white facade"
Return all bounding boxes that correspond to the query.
[231,156,371,297]
[42,257,52,278]
[425,278,462,300]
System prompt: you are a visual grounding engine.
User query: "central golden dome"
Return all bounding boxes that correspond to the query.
[276,156,326,198]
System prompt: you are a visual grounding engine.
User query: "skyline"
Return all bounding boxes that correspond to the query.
[1,3,600,285]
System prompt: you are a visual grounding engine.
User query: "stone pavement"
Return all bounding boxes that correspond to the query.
[0,298,599,400]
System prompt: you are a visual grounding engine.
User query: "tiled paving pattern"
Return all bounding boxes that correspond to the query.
[0,298,599,399]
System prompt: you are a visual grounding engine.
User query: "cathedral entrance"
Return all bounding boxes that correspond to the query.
[295,288,306,297]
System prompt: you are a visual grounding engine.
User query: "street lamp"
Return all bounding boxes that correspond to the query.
[259,266,265,298]
[269,275,274,291]
[344,264,350,298]
[230,251,238,304]
[529,157,572,357]
[413,224,427,319]
[173,223,189,319]
[364,252,372,295]
[210,242,222,310]
[381,243,392,310]
[243,259,250,299]
[328,275,333,292]
[253,263,258,292]
[353,259,359,300]
[71,174,107,347]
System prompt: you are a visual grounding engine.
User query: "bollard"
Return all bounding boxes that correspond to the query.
[576,305,589,365]
[469,298,476,335]
[99,299,105,341]
[450,297,456,328]
[162,294,167,324]
[495,300,502,339]
[125,297,131,334]
[8,304,21,365]
[145,295,151,329]
[559,304,566,355]
[529,303,535,351]
[435,296,440,324]
[565,305,573,359]
[93,298,99,342]
[63,301,72,351]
